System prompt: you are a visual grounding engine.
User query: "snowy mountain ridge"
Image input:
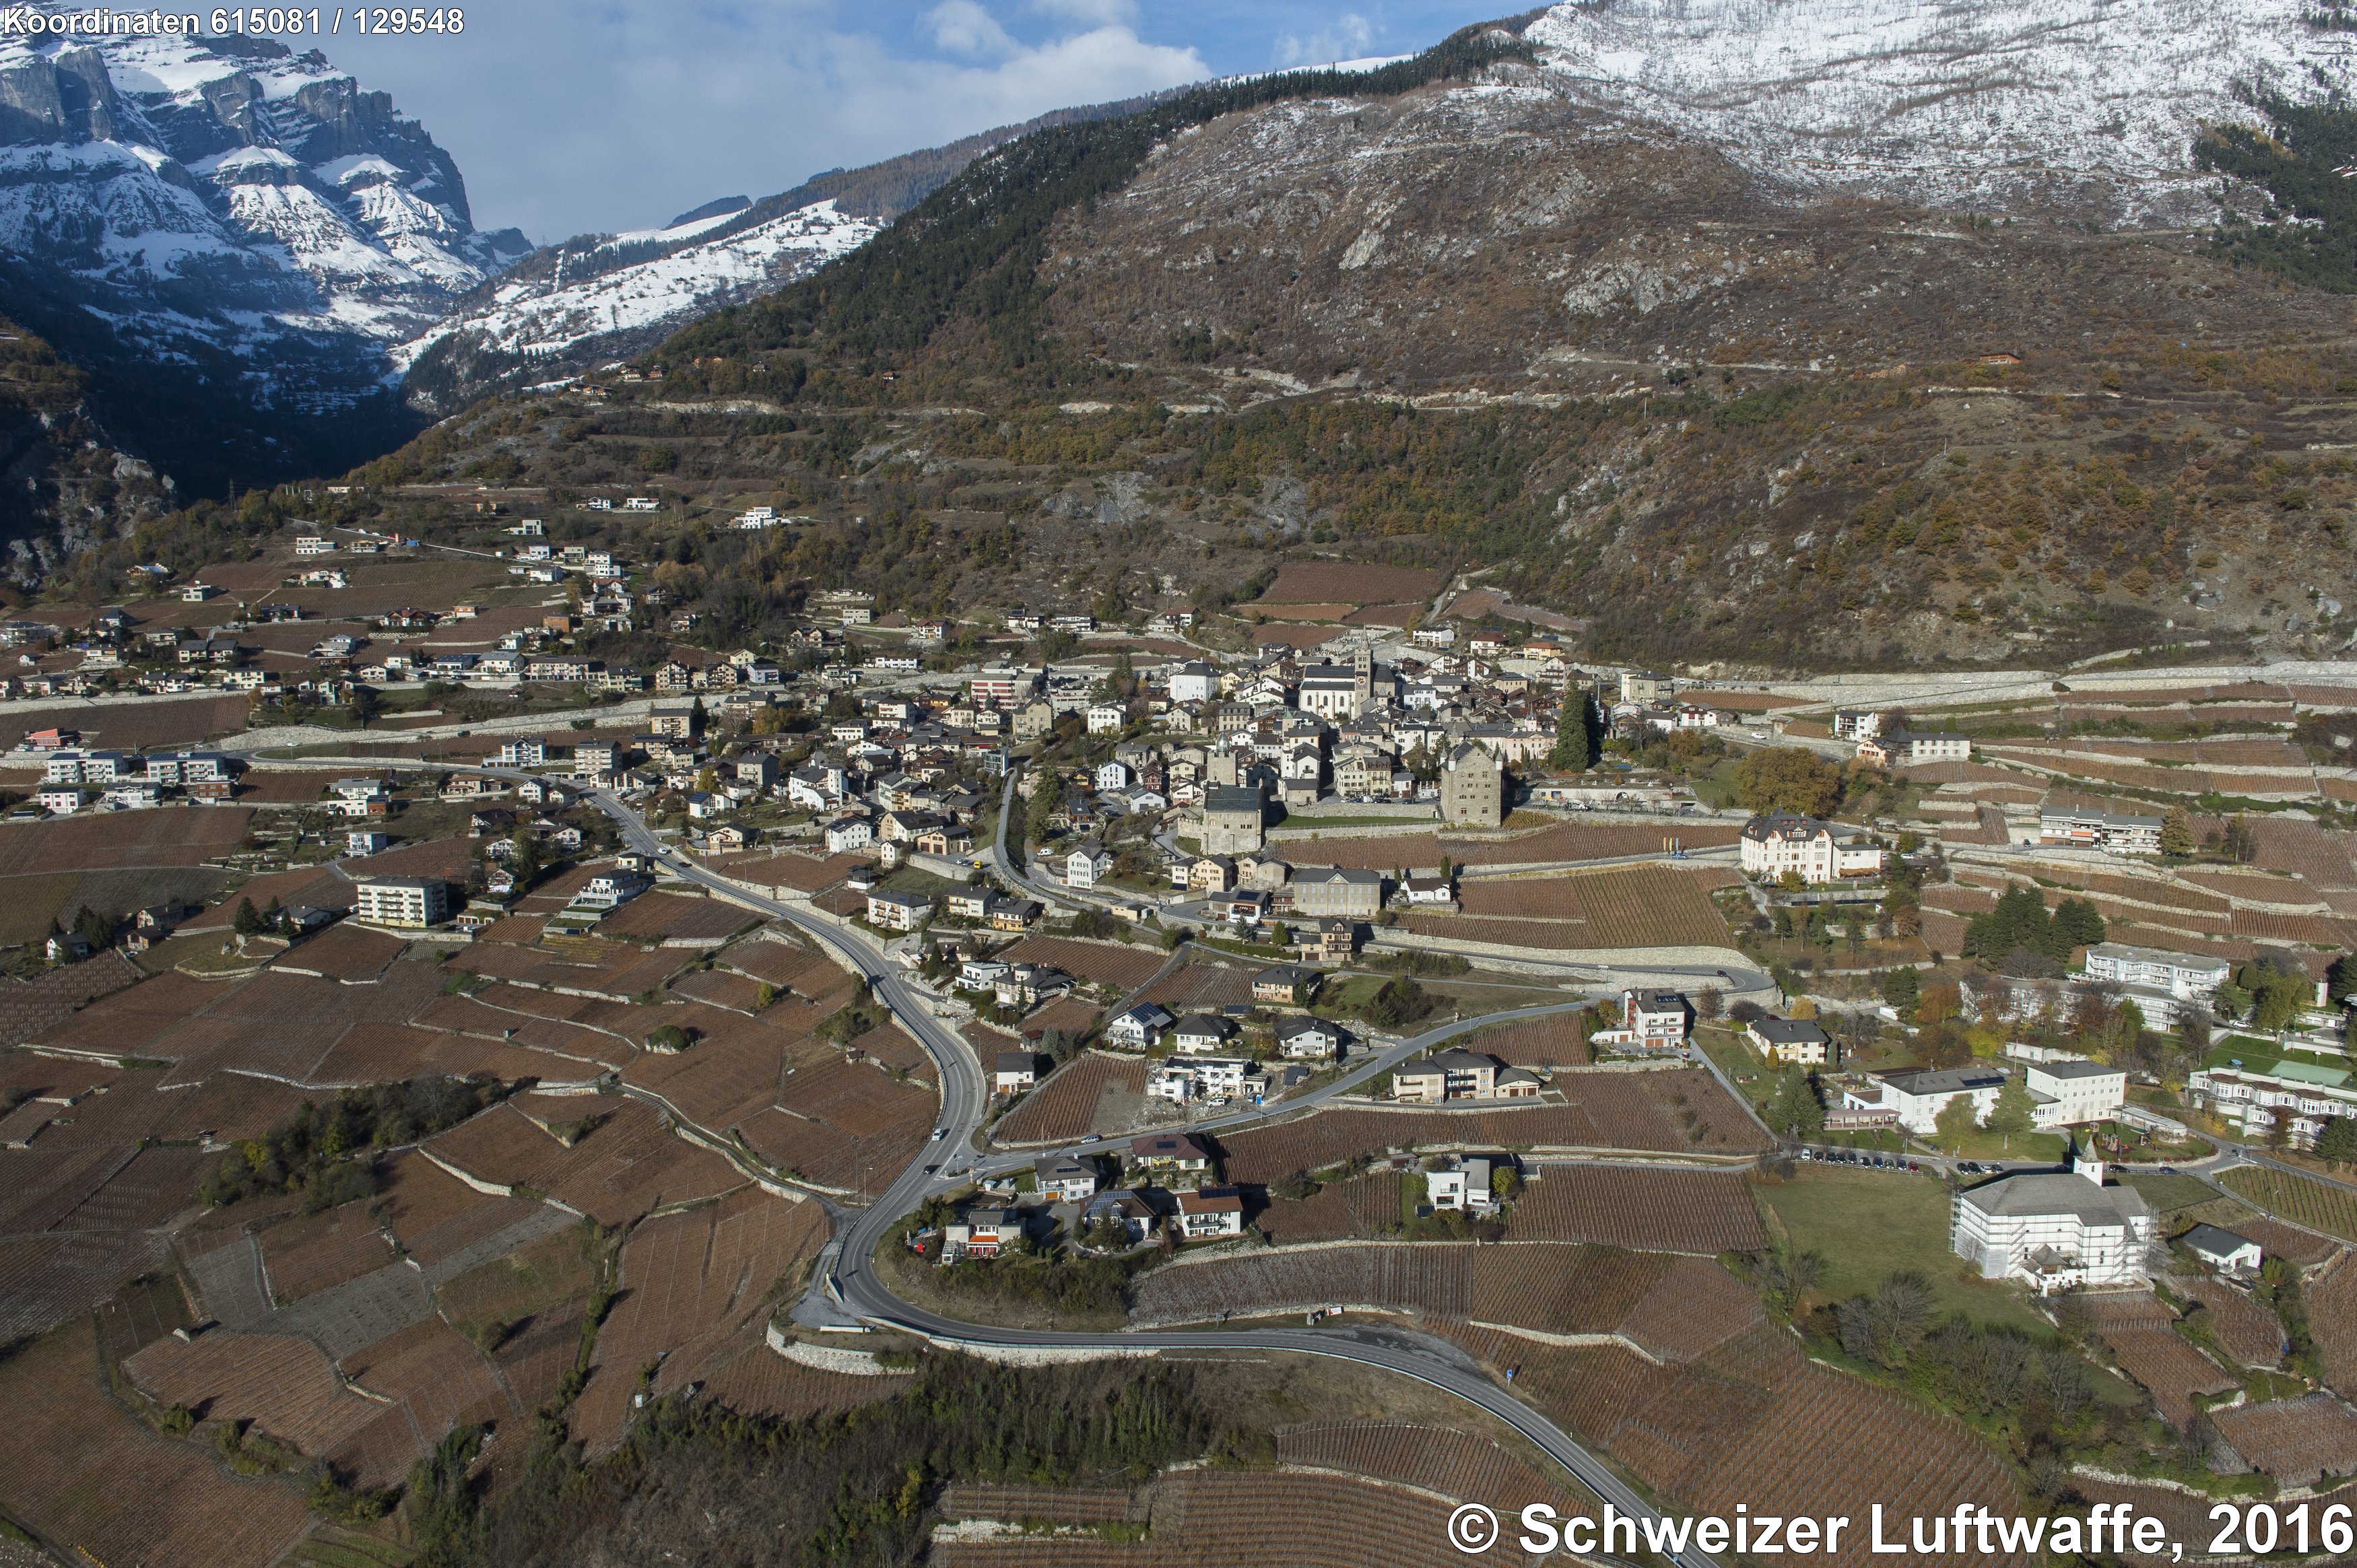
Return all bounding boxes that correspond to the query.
[393,199,878,407]
[1523,0,2357,224]
[0,15,527,353]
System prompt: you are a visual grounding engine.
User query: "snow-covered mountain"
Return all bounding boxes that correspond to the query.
[0,15,526,340]
[397,199,877,411]
[1524,0,2357,224]
[0,9,526,489]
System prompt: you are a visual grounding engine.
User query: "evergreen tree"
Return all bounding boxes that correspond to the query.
[2319,1116,2357,1168]
[232,897,263,937]
[1549,689,1593,771]
[2160,807,2195,858]
[1878,967,1921,1013]
[2052,897,2106,952]
[1987,1076,2036,1139]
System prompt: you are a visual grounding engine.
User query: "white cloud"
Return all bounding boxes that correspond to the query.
[928,0,1018,57]
[312,1,1209,242]
[1027,0,1140,26]
[1274,11,1374,68]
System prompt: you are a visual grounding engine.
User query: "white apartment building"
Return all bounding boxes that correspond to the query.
[2025,1060,2127,1128]
[1951,1149,2154,1292]
[1845,1066,2006,1134]
[1169,661,1220,704]
[1146,1056,1255,1104]
[2039,807,2164,854]
[354,877,449,928]
[1738,809,1885,884]
[2081,943,2229,1000]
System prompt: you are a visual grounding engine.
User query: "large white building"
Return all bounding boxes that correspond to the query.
[2078,942,2229,1029]
[353,877,449,928]
[1846,1065,2005,1134]
[1951,1148,2154,1293]
[1738,809,1884,884]
[2039,807,2164,854]
[2025,1060,2127,1128]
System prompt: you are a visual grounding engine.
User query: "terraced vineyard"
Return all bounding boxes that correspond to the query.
[1275,1423,1579,1515]
[995,1053,1146,1145]
[1129,1243,1477,1326]
[2220,1166,2357,1243]
[1504,1165,1764,1254]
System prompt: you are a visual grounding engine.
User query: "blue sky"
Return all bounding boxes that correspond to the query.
[316,1,1516,243]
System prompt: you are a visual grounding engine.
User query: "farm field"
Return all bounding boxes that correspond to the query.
[1273,1423,1577,1516]
[1753,1167,2049,1334]
[993,1052,1147,1145]
[0,1319,314,1568]
[2309,1254,2357,1401]
[997,934,1170,991]
[1505,1165,1764,1254]
[936,1468,1505,1568]
[569,1188,826,1453]
[1137,955,1255,1011]
[1255,1172,1407,1243]
[1459,1013,1587,1067]
[2206,1396,2357,1480]
[1214,1068,1766,1184]
[2180,1276,2289,1369]
[1259,561,1442,605]
[2220,1166,2357,1243]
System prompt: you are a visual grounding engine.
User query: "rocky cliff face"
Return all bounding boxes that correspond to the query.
[0,11,527,496]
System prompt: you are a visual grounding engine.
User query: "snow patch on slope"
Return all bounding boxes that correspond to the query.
[396,199,879,370]
[1525,0,2357,222]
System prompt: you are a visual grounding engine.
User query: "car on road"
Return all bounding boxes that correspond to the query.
[1080,1133,1102,1145]
[930,1127,945,1140]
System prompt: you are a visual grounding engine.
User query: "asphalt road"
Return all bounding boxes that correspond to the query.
[312,757,1721,1565]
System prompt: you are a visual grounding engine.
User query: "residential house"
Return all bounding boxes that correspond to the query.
[573,871,653,910]
[1426,1156,1498,1216]
[1739,809,1885,884]
[1295,918,1355,965]
[1174,1186,1247,1239]
[1251,965,1319,1006]
[1105,1003,1174,1049]
[2039,808,2164,855]
[1746,1016,1833,1066]
[2181,1223,2263,1275]
[1063,842,1115,888]
[1172,1014,1238,1054]
[1589,988,1690,1052]
[1277,1017,1344,1060]
[1855,726,1972,768]
[865,889,932,932]
[985,895,1042,931]
[1034,1156,1100,1204]
[1129,1132,1214,1185]
[1392,1050,1539,1103]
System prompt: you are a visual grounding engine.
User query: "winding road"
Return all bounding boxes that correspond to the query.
[245,747,1719,1565]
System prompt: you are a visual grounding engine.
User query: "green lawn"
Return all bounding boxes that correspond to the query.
[2119,1173,2219,1214]
[1755,1165,2050,1336]
[1929,1124,2069,1163]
